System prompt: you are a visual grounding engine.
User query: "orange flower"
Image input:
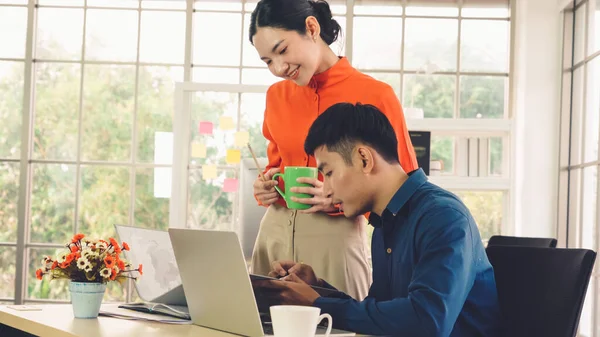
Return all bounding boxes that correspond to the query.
[117,259,125,271]
[109,238,122,254]
[69,244,79,253]
[138,264,143,275]
[104,255,116,269]
[51,261,58,270]
[65,253,76,265]
[71,233,85,243]
[110,268,118,281]
[60,261,70,269]
[122,242,130,251]
[36,269,44,280]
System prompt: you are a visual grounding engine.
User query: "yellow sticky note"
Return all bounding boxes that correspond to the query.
[202,165,217,180]
[219,116,235,130]
[234,131,250,147]
[191,142,206,158]
[226,149,241,164]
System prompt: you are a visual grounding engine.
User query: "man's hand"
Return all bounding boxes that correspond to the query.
[253,273,320,306]
[268,260,320,286]
[289,177,337,214]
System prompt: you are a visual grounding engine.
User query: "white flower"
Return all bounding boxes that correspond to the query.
[100,268,112,279]
[82,248,99,259]
[84,264,94,273]
[96,242,108,250]
[76,256,90,270]
[58,252,69,263]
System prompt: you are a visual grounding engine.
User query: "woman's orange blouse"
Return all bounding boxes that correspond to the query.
[259,57,418,212]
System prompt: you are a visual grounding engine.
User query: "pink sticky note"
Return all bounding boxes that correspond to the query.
[223,178,239,193]
[198,122,213,135]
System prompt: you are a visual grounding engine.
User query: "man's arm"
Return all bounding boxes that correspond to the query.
[313,208,476,337]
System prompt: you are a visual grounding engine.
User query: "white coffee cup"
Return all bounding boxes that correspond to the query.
[269,305,332,337]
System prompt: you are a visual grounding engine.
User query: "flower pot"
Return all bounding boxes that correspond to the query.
[69,281,106,318]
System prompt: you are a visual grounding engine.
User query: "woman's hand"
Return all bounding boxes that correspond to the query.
[253,168,281,206]
[289,177,337,214]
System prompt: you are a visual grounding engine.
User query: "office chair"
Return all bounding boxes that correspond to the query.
[486,246,596,337]
[487,235,557,248]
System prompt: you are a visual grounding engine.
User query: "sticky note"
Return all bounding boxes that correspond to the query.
[223,178,239,193]
[199,121,213,135]
[202,165,217,180]
[190,142,206,158]
[219,116,235,130]
[234,131,250,147]
[226,149,241,164]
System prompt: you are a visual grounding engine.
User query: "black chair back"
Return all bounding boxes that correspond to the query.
[487,235,557,248]
[486,246,596,337]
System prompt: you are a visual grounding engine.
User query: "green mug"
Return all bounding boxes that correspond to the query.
[272,166,318,210]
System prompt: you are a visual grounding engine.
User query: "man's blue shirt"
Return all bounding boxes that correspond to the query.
[314,169,502,337]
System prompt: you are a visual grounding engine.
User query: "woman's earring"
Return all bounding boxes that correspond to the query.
[314,35,317,42]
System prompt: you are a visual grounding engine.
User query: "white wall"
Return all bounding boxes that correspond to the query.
[511,0,563,238]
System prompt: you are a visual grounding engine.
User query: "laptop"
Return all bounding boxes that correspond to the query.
[114,224,187,306]
[168,228,355,337]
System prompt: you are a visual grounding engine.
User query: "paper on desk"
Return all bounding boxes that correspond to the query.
[99,305,192,325]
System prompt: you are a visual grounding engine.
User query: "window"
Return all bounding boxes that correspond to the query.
[0,0,512,304]
[559,1,600,335]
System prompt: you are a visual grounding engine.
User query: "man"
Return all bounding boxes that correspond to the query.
[254,103,502,336]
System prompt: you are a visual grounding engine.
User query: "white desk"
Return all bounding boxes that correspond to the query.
[0,304,371,337]
[0,304,240,337]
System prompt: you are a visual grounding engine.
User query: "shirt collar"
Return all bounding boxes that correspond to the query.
[308,57,355,91]
[368,169,428,228]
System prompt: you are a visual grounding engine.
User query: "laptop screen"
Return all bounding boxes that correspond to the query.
[114,225,182,302]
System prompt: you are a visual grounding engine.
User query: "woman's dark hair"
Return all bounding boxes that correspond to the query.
[249,0,341,46]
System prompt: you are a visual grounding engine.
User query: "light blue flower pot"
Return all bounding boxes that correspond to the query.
[69,281,106,319]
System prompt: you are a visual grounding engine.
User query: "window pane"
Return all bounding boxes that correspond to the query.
[137,66,183,163]
[0,7,26,58]
[461,20,509,73]
[365,72,401,97]
[0,61,23,159]
[0,247,15,298]
[242,13,263,67]
[86,0,137,8]
[36,8,84,60]
[461,7,510,18]
[431,136,454,175]
[139,11,186,64]
[575,3,587,65]
[78,166,130,239]
[0,163,18,242]
[580,166,597,251]
[589,0,600,56]
[37,0,83,6]
[190,91,239,166]
[353,17,402,70]
[134,168,170,230]
[141,0,186,10]
[241,93,268,158]
[28,248,69,300]
[193,67,239,84]
[403,74,455,118]
[404,18,458,72]
[85,9,138,62]
[33,63,81,161]
[0,0,26,4]
[453,190,503,241]
[188,168,236,231]
[195,0,242,11]
[193,12,242,66]
[241,68,279,86]
[330,16,346,57]
[459,76,506,119]
[564,11,574,69]
[580,277,595,337]
[406,5,458,17]
[354,1,403,15]
[571,67,585,165]
[584,58,600,163]
[82,65,135,161]
[489,137,503,176]
[30,164,76,244]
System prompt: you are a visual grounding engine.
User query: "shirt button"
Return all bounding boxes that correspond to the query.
[386,248,392,254]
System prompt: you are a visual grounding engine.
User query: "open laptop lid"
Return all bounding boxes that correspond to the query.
[114,224,186,306]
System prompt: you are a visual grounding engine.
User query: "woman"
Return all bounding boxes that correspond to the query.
[249,0,418,300]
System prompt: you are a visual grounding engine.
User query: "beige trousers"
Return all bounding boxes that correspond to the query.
[250,204,371,300]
